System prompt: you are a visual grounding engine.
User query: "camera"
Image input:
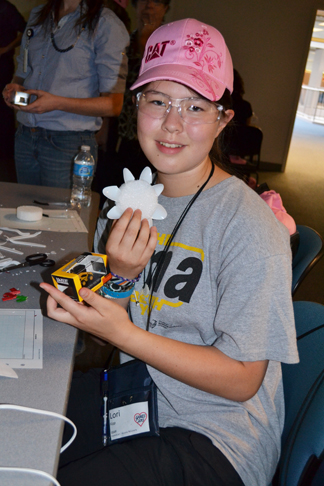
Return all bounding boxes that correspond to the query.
[11,91,30,106]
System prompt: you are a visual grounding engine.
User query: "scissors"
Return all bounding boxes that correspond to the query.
[0,253,55,273]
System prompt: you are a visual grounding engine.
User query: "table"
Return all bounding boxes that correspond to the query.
[0,182,99,486]
[0,182,99,251]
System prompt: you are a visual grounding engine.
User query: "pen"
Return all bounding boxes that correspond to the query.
[101,369,109,446]
[43,213,73,219]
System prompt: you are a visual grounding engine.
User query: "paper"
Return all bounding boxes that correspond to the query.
[0,209,88,233]
[0,360,18,378]
[0,309,43,370]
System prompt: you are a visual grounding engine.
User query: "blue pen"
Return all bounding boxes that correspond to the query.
[101,369,109,446]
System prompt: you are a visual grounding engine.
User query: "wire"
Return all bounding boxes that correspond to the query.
[0,403,77,452]
[0,403,78,485]
[0,467,61,486]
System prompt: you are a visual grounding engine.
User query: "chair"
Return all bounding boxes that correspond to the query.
[292,225,324,295]
[226,125,263,182]
[275,301,324,486]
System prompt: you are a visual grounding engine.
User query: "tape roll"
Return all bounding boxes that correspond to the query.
[17,205,43,222]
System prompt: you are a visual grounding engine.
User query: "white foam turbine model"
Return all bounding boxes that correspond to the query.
[102,167,167,227]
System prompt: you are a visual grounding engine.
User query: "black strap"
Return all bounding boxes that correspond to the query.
[146,163,215,330]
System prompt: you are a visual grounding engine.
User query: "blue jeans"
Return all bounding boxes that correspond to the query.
[15,124,98,188]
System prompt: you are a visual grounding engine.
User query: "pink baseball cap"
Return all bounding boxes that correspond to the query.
[130,18,233,101]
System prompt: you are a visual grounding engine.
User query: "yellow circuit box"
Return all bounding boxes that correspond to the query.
[51,252,110,301]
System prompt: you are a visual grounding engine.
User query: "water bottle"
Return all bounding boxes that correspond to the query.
[70,145,95,208]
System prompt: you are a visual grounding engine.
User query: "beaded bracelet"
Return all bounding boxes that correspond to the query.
[99,278,135,299]
[110,271,142,284]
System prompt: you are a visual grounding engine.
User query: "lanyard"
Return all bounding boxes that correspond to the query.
[23,28,34,73]
[50,15,86,53]
[144,162,215,330]
[23,13,85,73]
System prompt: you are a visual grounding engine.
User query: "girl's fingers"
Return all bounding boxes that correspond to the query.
[108,208,135,247]
[130,217,150,251]
[116,209,144,249]
[40,283,127,324]
[134,222,157,263]
[40,283,132,345]
[107,210,146,256]
[105,210,157,278]
[78,287,127,320]
[40,283,89,325]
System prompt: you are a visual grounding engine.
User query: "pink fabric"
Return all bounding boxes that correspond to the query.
[260,190,297,235]
[131,19,233,101]
[113,0,129,7]
[248,177,257,190]
[229,155,247,165]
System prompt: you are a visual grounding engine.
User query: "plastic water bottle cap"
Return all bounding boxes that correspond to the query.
[81,145,91,151]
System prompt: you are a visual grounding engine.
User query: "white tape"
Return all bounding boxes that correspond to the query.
[17,206,43,222]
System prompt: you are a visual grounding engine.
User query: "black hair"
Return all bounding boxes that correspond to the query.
[211,88,251,179]
[131,0,171,7]
[209,88,236,174]
[232,69,245,99]
[33,0,104,33]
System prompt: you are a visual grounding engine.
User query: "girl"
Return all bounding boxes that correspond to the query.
[2,0,129,188]
[40,18,298,486]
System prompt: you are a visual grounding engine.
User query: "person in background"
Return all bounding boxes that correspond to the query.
[110,0,171,187]
[0,0,26,163]
[40,18,298,486]
[2,0,129,188]
[231,68,253,126]
[104,0,131,36]
[93,0,131,207]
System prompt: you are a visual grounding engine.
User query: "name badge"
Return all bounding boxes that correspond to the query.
[102,358,159,446]
[24,28,34,73]
[109,401,150,441]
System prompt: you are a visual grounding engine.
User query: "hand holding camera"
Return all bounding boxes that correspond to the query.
[2,82,28,108]
[11,91,30,106]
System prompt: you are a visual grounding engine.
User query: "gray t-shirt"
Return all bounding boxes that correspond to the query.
[94,176,299,486]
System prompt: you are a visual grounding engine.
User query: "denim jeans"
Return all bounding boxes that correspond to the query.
[15,124,98,188]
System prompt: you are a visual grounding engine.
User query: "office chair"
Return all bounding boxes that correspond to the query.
[292,225,324,295]
[275,301,324,486]
[226,125,263,182]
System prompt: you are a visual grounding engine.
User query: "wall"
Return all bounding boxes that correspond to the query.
[11,0,324,169]
[164,0,324,169]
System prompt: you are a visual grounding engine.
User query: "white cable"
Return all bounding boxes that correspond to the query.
[0,404,78,485]
[0,467,61,486]
[0,403,77,452]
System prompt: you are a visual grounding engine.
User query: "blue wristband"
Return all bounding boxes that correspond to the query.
[99,282,135,299]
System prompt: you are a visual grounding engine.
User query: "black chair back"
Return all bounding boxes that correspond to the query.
[229,125,263,166]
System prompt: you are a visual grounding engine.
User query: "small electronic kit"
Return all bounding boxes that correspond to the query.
[51,252,110,301]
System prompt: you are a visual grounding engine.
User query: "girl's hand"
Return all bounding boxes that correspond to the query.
[106,208,157,280]
[39,283,135,347]
[2,83,25,108]
[18,89,60,114]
